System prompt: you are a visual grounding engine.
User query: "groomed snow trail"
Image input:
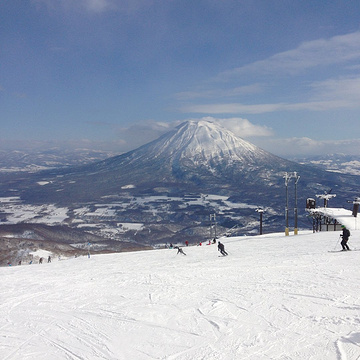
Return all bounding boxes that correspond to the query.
[1,231,360,359]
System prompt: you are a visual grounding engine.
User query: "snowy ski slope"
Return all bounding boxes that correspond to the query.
[1,231,360,359]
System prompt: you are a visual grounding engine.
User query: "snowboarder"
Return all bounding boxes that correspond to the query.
[175,246,186,255]
[218,241,228,256]
[340,225,351,251]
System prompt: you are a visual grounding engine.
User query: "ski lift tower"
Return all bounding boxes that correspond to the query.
[255,208,264,235]
[284,172,292,236]
[209,213,217,240]
[347,197,360,218]
[293,172,300,235]
[316,191,336,208]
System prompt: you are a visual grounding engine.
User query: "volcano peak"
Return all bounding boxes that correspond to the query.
[145,119,272,164]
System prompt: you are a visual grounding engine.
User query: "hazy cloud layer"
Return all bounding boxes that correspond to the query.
[182,75,360,115]
[3,118,357,158]
[310,75,360,103]
[182,99,354,115]
[175,84,264,101]
[218,31,360,79]
[31,0,148,14]
[112,119,360,157]
[203,117,273,138]
[251,137,360,157]
[181,31,360,116]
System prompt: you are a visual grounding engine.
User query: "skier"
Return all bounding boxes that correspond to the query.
[48,256,51,263]
[340,225,351,251]
[185,240,189,247]
[218,241,228,256]
[39,257,43,264]
[175,246,186,255]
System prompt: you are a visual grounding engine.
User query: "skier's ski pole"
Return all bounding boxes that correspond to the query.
[333,235,341,251]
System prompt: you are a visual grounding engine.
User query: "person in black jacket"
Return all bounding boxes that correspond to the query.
[175,246,186,255]
[218,241,228,256]
[340,225,351,251]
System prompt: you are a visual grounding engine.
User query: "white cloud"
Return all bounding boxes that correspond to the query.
[252,137,360,157]
[2,119,357,158]
[202,119,360,157]
[219,31,360,79]
[114,121,175,150]
[85,0,111,13]
[310,75,360,103]
[182,96,357,115]
[32,0,149,14]
[180,32,360,115]
[183,103,283,114]
[175,84,263,100]
[202,117,273,138]
[182,75,360,115]
[32,0,116,13]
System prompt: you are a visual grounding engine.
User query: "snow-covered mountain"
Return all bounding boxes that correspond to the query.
[99,119,285,172]
[1,231,360,359]
[0,120,358,247]
[294,154,360,176]
[1,120,299,203]
[0,148,116,173]
[8,120,355,205]
[132,120,276,164]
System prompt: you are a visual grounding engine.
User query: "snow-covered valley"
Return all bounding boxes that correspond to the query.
[0,194,279,255]
[1,231,360,359]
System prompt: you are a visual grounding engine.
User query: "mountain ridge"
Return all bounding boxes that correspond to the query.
[0,119,358,247]
[1,120,358,205]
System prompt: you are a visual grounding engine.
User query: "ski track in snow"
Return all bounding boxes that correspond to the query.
[1,231,360,359]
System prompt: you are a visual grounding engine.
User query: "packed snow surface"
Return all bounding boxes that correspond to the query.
[1,231,360,360]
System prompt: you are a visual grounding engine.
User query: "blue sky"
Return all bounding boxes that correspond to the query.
[1,0,360,156]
